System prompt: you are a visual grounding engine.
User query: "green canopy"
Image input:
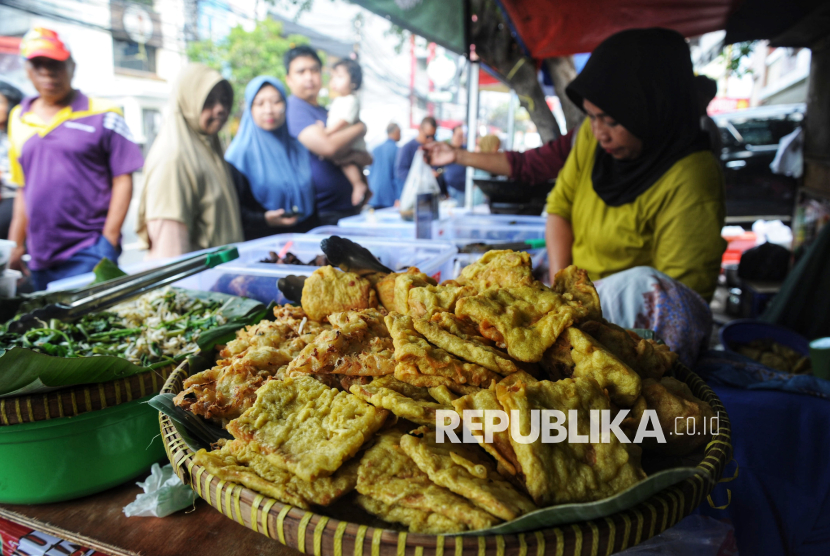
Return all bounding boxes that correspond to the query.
[350,0,467,54]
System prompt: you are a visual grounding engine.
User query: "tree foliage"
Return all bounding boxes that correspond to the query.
[187,19,313,118]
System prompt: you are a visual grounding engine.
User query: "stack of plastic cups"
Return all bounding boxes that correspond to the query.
[0,239,21,298]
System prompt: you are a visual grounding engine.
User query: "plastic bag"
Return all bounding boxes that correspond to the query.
[123,463,196,518]
[399,150,440,215]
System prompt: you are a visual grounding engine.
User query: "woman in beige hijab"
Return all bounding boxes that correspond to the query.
[137,64,243,258]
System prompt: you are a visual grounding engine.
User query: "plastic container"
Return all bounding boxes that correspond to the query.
[0,395,164,504]
[0,239,15,271]
[173,234,457,305]
[719,319,810,356]
[0,269,22,298]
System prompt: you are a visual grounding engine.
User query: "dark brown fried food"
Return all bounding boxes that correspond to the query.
[386,312,501,392]
[455,250,537,292]
[413,313,519,375]
[580,321,678,380]
[496,377,646,506]
[639,377,716,456]
[301,266,378,322]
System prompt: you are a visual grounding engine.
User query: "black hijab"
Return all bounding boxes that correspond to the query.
[565,28,710,207]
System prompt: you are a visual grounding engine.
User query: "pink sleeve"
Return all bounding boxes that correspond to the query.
[505,127,576,184]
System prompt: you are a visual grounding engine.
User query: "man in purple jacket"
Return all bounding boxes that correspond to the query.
[7,28,144,290]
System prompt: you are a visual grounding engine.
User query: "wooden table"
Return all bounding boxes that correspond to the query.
[0,479,300,556]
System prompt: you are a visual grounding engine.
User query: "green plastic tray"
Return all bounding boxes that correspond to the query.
[0,394,164,504]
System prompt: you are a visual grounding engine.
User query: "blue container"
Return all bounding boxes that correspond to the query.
[719,319,810,356]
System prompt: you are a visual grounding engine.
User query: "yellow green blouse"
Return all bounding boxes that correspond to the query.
[546,119,726,300]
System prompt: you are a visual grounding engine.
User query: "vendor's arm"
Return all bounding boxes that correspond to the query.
[546,214,573,274]
[102,173,133,248]
[298,121,366,159]
[505,127,576,184]
[423,142,511,176]
[650,153,727,301]
[544,127,582,275]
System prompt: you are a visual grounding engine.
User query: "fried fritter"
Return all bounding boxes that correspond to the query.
[551,265,602,322]
[193,439,359,509]
[413,313,519,375]
[540,328,642,406]
[385,312,501,391]
[452,386,522,477]
[400,427,537,521]
[355,495,466,534]
[301,266,378,322]
[175,346,293,424]
[427,385,459,406]
[456,250,536,292]
[580,321,677,380]
[356,430,498,530]
[286,309,396,378]
[392,271,438,315]
[496,377,646,506]
[226,376,387,481]
[350,375,448,427]
[639,377,715,456]
[220,305,329,358]
[375,268,435,313]
[455,284,578,363]
[407,283,477,318]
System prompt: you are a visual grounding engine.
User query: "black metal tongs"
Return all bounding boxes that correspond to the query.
[7,247,239,333]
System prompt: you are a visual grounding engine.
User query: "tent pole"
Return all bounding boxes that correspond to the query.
[506,90,517,150]
[465,60,480,209]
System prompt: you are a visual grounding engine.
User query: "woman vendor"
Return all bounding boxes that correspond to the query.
[430,29,726,365]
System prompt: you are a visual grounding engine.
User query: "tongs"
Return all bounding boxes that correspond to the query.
[458,238,546,254]
[8,247,239,333]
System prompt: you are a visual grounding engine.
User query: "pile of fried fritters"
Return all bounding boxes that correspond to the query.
[174,251,715,534]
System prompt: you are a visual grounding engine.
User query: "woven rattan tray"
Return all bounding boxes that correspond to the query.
[159,361,733,556]
[1,365,174,426]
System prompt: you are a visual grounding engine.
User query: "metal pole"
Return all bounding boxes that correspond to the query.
[465,60,480,209]
[506,90,517,150]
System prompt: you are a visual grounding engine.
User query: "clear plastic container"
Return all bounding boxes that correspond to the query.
[168,234,457,305]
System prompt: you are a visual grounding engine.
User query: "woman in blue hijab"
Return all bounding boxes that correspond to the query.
[226,76,317,239]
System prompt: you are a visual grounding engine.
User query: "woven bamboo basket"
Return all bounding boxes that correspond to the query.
[159,361,733,556]
[1,365,174,426]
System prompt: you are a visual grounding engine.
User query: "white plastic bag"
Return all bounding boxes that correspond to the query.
[399,150,440,214]
[123,463,196,518]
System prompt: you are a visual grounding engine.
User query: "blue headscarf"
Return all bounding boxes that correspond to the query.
[225,76,314,221]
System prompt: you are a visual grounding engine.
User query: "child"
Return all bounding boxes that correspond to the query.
[326,58,371,206]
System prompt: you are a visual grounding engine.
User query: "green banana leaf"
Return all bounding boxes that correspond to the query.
[457,466,704,535]
[150,392,231,452]
[0,289,268,398]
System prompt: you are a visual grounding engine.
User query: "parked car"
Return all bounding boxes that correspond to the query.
[712,103,805,223]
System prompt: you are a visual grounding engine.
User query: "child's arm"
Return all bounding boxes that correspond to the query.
[324,119,350,135]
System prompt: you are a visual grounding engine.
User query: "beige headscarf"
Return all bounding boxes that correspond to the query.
[137,64,243,252]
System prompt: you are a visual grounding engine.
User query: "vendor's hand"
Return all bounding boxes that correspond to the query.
[265,209,299,227]
[9,245,29,276]
[422,142,457,166]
